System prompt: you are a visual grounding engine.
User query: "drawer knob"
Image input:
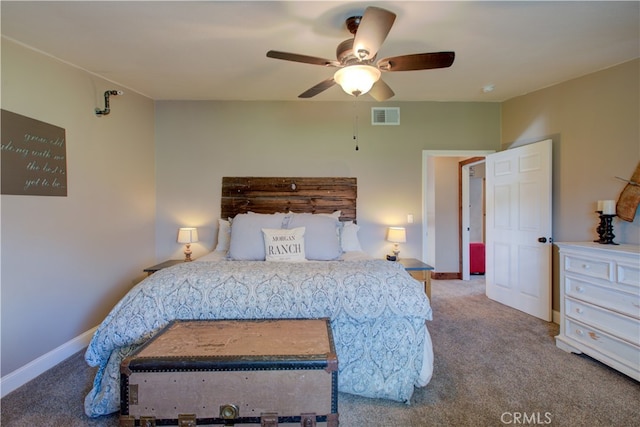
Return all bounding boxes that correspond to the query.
[576,286,585,293]
[582,264,590,269]
[576,329,585,336]
[575,308,584,314]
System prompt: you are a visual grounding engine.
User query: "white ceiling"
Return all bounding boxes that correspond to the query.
[2,1,638,102]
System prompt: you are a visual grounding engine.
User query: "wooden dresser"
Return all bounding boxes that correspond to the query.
[555,242,639,381]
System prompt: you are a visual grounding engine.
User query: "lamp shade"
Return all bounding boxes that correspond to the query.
[177,227,199,243]
[334,64,381,97]
[387,227,406,243]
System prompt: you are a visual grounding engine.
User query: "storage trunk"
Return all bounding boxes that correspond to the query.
[119,318,338,427]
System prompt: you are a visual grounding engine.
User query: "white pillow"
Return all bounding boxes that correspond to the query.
[319,210,341,220]
[288,210,341,220]
[262,227,306,262]
[340,221,363,252]
[214,218,231,252]
[228,213,288,260]
[286,213,342,260]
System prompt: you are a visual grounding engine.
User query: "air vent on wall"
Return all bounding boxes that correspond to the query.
[371,107,400,125]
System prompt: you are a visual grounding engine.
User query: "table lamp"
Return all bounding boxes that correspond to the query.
[177,227,199,261]
[387,227,406,260]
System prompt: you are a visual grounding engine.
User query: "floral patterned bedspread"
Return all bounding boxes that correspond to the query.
[84,259,433,417]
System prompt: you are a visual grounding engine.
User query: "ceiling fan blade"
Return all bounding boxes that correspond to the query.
[368,79,394,101]
[298,77,337,98]
[377,52,455,72]
[353,7,396,61]
[267,50,340,67]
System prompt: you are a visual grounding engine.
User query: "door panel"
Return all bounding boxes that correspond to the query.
[486,139,552,321]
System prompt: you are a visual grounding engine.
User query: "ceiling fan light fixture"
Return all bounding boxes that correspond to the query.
[267,6,454,100]
[334,65,381,97]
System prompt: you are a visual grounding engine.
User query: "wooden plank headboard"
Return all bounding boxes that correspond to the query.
[221,177,357,221]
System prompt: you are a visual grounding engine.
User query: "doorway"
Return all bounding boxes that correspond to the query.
[423,141,553,321]
[460,157,486,281]
[422,150,494,280]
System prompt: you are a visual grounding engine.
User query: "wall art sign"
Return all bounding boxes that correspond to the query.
[1,109,67,196]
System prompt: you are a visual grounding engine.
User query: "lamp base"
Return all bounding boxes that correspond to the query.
[184,243,193,262]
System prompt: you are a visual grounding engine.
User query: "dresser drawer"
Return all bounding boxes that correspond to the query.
[565,297,640,344]
[565,318,640,373]
[565,277,640,319]
[564,254,612,281]
[617,262,640,288]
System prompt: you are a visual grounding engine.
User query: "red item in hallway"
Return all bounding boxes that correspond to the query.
[470,242,485,274]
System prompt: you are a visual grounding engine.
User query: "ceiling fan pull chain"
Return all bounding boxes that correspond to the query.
[353,101,359,151]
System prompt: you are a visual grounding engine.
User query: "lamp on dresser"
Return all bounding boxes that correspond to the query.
[177,227,199,261]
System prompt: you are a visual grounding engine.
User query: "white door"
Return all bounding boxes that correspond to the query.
[485,139,552,321]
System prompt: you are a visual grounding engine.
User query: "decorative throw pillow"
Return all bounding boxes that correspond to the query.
[286,213,342,260]
[262,227,306,262]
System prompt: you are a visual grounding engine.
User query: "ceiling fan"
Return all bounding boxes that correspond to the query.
[266,6,455,101]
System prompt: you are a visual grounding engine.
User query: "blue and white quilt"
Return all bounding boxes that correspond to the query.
[84,259,433,417]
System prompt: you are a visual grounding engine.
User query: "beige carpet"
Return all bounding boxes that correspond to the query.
[2,277,639,426]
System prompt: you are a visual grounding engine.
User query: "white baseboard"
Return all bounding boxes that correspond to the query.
[0,326,97,398]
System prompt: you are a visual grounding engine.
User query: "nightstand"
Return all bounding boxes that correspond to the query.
[397,258,434,299]
[143,260,184,276]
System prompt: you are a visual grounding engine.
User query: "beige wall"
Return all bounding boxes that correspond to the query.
[0,39,156,376]
[153,101,501,263]
[502,59,640,311]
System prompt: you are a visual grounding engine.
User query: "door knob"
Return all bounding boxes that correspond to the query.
[538,237,547,243]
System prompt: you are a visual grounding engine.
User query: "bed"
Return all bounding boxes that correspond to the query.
[84,177,433,417]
